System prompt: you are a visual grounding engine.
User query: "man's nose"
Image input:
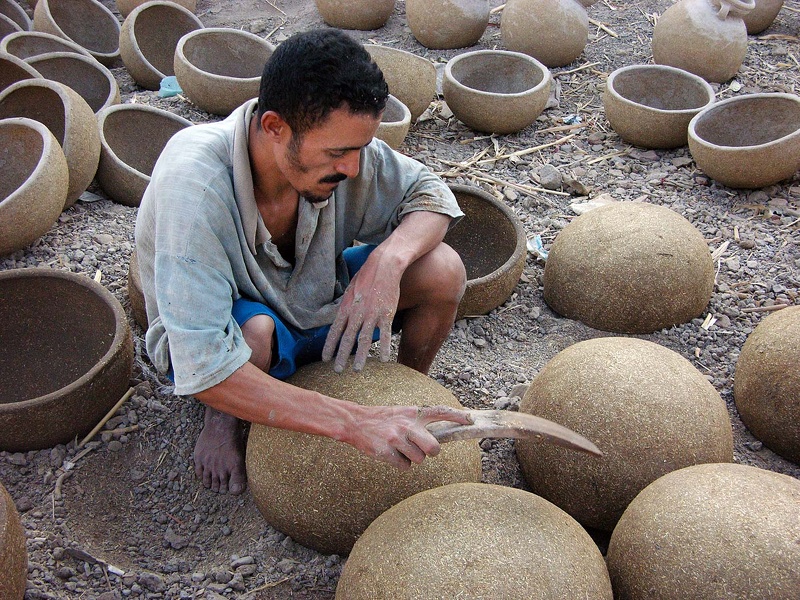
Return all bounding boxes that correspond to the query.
[335,151,360,179]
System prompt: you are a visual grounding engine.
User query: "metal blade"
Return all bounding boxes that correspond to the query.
[427,409,602,457]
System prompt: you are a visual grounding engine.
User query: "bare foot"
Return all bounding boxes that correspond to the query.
[193,406,247,495]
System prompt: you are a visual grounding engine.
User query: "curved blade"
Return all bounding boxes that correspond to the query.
[427,409,602,457]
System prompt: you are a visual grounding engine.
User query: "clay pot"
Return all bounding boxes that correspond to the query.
[0,30,95,60]
[33,0,121,66]
[26,51,120,113]
[603,64,715,149]
[120,1,203,91]
[0,49,40,93]
[174,27,275,116]
[688,93,800,188]
[743,0,784,34]
[127,248,148,330]
[375,94,410,149]
[0,482,27,600]
[652,0,755,83]
[116,0,196,18]
[443,49,551,134]
[96,103,193,207]
[406,0,489,50]
[0,0,31,32]
[501,0,589,68]
[0,117,68,256]
[443,184,526,319]
[365,44,436,122]
[0,268,133,451]
[314,0,395,30]
[0,79,101,209]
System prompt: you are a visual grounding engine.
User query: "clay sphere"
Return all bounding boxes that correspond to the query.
[443,184,526,319]
[314,0,395,30]
[337,482,613,599]
[406,0,489,50]
[734,306,800,463]
[0,30,95,60]
[127,249,148,330]
[117,0,196,18]
[0,268,133,451]
[375,94,410,149]
[365,44,436,122]
[501,0,589,67]
[743,0,784,34]
[96,103,193,207]
[543,202,714,333]
[120,1,203,91]
[607,463,800,599]
[27,51,120,113]
[0,0,31,32]
[246,360,481,556]
[33,0,121,66]
[516,337,734,532]
[603,64,715,149]
[174,27,274,116]
[0,50,40,94]
[0,79,101,209]
[443,49,551,134]
[0,117,68,256]
[688,93,800,189]
[0,482,27,600]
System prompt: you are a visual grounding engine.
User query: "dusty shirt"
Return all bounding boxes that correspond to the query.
[134,100,463,396]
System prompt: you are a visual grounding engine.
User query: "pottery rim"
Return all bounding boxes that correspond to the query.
[33,0,121,66]
[0,13,22,37]
[0,30,95,60]
[175,27,274,83]
[711,0,756,18]
[445,49,550,100]
[0,0,31,30]
[606,64,715,115]
[26,51,120,113]
[376,93,411,148]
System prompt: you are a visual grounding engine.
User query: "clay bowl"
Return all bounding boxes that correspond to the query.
[0,0,31,32]
[0,79,101,209]
[314,0,395,30]
[443,49,551,134]
[0,13,22,41]
[127,248,148,330]
[120,1,203,91]
[0,49,40,93]
[0,482,27,600]
[0,268,133,451]
[375,94,410,149]
[688,93,800,189]
[33,0,121,66]
[174,27,274,116]
[0,117,68,256]
[0,30,95,60]
[117,0,196,18]
[365,44,437,122]
[27,51,120,113]
[96,103,193,206]
[443,184,527,319]
[603,64,715,149]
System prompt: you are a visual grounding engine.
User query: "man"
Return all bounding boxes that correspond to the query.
[135,29,471,495]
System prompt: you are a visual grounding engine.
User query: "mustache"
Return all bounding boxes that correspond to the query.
[320,173,348,184]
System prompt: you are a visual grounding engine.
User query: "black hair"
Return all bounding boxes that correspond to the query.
[257,29,388,136]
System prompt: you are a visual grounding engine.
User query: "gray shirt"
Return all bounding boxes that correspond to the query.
[135,100,463,396]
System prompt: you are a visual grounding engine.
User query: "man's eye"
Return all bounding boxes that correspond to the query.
[329,151,346,158]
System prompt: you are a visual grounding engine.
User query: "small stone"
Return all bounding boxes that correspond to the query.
[56,566,76,579]
[93,233,115,245]
[231,556,254,569]
[138,573,166,592]
[8,452,27,466]
[671,156,694,167]
[107,440,123,452]
[725,257,741,272]
[49,446,66,468]
[276,559,295,574]
[538,164,562,190]
[237,564,257,576]
[221,525,232,536]
[738,239,756,249]
[213,570,233,584]
[473,338,487,348]
[745,440,763,451]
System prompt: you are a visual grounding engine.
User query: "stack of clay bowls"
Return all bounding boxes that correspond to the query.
[0,268,133,450]
[1,30,95,60]
[0,50,40,93]
[0,0,31,40]
[314,0,395,30]
[27,51,120,113]
[365,44,437,122]
[174,27,274,116]
[120,1,204,91]
[33,0,121,66]
[96,103,193,206]
[117,0,197,18]
[0,117,68,256]
[375,94,411,149]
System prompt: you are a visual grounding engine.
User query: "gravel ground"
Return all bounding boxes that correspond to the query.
[1,0,799,598]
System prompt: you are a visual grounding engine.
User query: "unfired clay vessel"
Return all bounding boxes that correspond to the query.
[120,1,204,91]
[0,0,31,32]
[26,51,121,113]
[406,0,489,50]
[314,0,395,30]
[501,0,589,67]
[0,482,27,600]
[652,0,755,83]
[0,49,40,93]
[33,0,121,66]
[443,49,551,134]
[117,0,196,18]
[375,94,410,149]
[0,30,95,60]
[743,0,784,34]
[0,78,101,209]
[365,44,436,122]
[688,93,800,188]
[0,117,68,256]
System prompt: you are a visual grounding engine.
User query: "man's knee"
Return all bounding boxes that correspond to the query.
[240,314,276,372]
[404,242,467,306]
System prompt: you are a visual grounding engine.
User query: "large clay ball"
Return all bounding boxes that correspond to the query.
[517,337,733,531]
[607,463,800,599]
[0,481,27,600]
[734,306,800,464]
[336,483,613,599]
[501,0,589,67]
[543,202,714,334]
[246,360,481,556]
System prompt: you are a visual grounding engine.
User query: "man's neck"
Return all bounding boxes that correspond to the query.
[248,114,295,209]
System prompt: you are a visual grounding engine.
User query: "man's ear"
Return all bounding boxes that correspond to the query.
[260,111,291,142]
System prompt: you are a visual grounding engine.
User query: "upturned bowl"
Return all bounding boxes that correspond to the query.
[0,78,101,209]
[174,27,274,116]
[603,64,715,149]
[443,49,551,134]
[96,103,193,207]
[0,482,27,600]
[0,50,40,94]
[120,1,203,91]
[127,248,148,330]
[0,117,68,256]
[33,0,121,66]
[688,93,800,189]
[26,51,120,113]
[375,94,410,149]
[0,0,31,32]
[365,43,437,122]
[443,184,527,319]
[0,268,133,451]
[314,0,395,30]
[0,30,95,60]
[117,0,196,18]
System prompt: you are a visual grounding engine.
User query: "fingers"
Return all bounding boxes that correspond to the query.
[417,405,474,426]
